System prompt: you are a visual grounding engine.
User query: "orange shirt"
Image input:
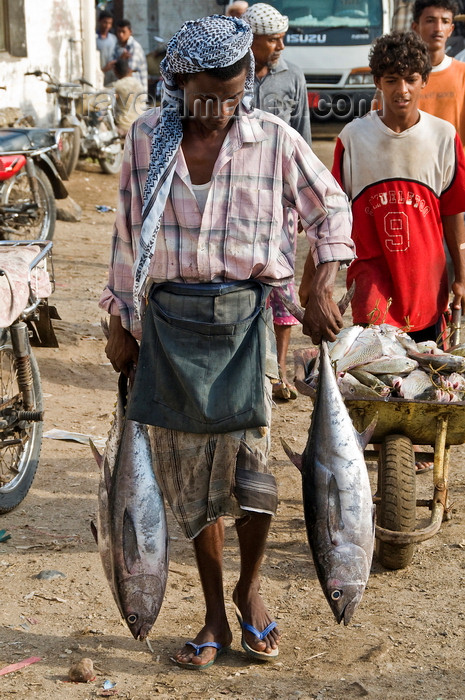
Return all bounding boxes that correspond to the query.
[418,58,465,149]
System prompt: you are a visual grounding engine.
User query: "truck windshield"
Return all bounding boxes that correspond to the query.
[250,0,382,29]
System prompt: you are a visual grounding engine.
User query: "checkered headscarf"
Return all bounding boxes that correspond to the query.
[242,3,289,35]
[133,15,254,317]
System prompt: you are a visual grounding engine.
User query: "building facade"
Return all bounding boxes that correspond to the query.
[0,0,99,124]
[109,0,228,54]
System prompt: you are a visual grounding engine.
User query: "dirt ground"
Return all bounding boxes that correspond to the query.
[1,129,464,700]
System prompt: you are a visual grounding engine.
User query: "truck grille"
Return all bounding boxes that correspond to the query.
[305,74,342,85]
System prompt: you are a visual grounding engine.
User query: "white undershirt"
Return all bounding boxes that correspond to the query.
[191,181,211,214]
[431,54,453,72]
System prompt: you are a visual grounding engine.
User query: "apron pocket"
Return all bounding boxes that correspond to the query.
[128,283,270,433]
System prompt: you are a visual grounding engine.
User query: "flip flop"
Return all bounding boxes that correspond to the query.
[172,641,230,670]
[234,605,279,661]
[272,380,298,401]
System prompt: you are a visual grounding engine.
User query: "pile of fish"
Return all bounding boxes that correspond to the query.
[282,341,375,625]
[90,373,169,641]
[298,324,465,403]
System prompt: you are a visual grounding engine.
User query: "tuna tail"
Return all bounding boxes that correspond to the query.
[275,282,356,324]
[337,281,356,317]
[101,317,110,339]
[280,438,303,471]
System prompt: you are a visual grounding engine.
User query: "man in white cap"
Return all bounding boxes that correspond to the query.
[243,2,311,400]
[226,0,249,18]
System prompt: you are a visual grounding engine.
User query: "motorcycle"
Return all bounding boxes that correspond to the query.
[0,239,58,513]
[26,70,123,176]
[0,125,70,241]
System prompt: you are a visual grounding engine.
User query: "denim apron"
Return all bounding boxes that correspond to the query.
[127,280,273,433]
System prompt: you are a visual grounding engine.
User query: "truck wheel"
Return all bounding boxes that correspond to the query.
[376,434,416,570]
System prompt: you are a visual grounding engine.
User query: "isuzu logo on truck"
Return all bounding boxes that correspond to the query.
[287,33,327,45]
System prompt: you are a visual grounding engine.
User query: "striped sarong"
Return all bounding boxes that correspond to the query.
[148,379,277,539]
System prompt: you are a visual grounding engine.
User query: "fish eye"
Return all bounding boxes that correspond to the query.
[331,590,343,600]
[127,614,138,624]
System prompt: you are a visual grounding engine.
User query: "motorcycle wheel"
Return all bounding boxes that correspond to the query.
[59,118,81,177]
[97,119,123,175]
[98,143,123,175]
[0,167,56,241]
[0,335,43,514]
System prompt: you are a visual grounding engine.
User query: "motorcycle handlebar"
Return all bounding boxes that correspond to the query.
[25,69,53,82]
[25,70,95,93]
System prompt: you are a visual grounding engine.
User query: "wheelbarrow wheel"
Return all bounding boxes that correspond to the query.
[376,434,416,570]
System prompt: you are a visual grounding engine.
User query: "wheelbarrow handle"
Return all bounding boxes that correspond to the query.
[450,307,461,348]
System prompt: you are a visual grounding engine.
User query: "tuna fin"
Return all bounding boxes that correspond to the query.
[122,508,141,573]
[90,520,98,544]
[327,474,345,543]
[103,456,112,494]
[357,414,378,450]
[280,438,302,471]
[89,439,103,468]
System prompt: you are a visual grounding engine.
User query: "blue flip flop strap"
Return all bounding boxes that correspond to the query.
[242,620,277,640]
[185,641,222,656]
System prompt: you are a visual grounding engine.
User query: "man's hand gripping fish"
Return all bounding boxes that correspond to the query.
[283,340,376,625]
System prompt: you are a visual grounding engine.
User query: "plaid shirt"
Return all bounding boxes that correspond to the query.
[113,35,147,89]
[100,108,354,338]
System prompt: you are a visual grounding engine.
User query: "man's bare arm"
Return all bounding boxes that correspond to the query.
[442,213,465,312]
[299,248,316,308]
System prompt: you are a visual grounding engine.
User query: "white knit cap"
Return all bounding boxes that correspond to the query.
[242,3,289,35]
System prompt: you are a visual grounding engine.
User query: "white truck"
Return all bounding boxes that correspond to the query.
[243,0,412,119]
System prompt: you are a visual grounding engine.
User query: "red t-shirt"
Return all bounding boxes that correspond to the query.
[332,110,465,331]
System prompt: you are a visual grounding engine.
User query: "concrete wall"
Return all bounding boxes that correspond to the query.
[0,0,99,125]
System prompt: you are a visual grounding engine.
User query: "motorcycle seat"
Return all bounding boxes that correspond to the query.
[0,128,55,153]
[0,245,52,327]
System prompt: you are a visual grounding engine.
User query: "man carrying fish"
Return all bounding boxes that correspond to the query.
[99,15,354,669]
[331,30,465,343]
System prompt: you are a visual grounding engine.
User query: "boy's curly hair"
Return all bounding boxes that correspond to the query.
[369,31,431,80]
[412,0,458,24]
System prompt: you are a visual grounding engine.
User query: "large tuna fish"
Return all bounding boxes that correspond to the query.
[90,373,125,600]
[283,341,376,625]
[91,373,169,641]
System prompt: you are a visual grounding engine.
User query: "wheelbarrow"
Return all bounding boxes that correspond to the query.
[345,397,464,570]
[293,345,463,571]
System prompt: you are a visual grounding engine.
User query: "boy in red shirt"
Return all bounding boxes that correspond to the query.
[332,31,465,341]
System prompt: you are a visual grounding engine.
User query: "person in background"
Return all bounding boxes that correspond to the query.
[243,2,311,400]
[146,45,167,103]
[226,1,249,17]
[96,10,117,86]
[332,30,465,349]
[412,0,465,307]
[103,19,148,91]
[412,0,465,148]
[100,15,353,670]
[110,58,144,135]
